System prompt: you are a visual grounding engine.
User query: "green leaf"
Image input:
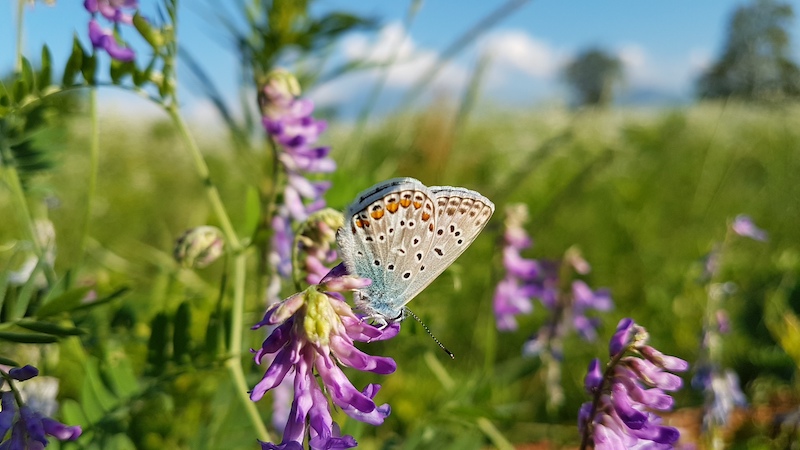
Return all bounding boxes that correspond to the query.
[34,285,92,318]
[100,353,139,398]
[0,271,9,317]
[82,52,98,85]
[20,57,35,93]
[0,331,58,344]
[60,398,89,428]
[147,312,170,375]
[133,56,156,87]
[172,301,192,365]
[244,186,260,237]
[0,356,21,367]
[133,11,164,48]
[12,77,28,104]
[39,45,52,89]
[63,35,85,86]
[0,79,9,110]
[9,258,46,320]
[71,286,130,312]
[80,359,117,423]
[17,319,86,336]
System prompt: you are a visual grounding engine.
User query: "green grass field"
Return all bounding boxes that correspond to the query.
[2,98,800,449]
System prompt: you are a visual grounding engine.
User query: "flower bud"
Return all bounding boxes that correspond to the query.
[174,226,225,268]
[258,69,301,118]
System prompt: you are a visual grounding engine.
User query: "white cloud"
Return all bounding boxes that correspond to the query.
[310,22,470,108]
[480,30,564,79]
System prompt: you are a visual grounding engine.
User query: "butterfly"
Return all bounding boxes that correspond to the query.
[336,177,495,328]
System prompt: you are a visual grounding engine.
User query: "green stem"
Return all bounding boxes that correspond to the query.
[224,253,270,441]
[166,106,241,251]
[0,163,56,286]
[14,0,25,73]
[78,89,100,267]
[166,106,269,441]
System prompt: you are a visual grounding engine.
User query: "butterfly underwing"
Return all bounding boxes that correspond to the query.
[336,177,495,327]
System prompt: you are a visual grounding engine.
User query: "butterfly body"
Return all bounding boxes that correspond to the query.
[337,177,494,327]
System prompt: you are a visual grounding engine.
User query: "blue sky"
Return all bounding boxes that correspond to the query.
[3,1,800,119]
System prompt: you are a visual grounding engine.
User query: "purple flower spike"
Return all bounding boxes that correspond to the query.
[88,20,136,62]
[9,365,39,381]
[493,204,539,330]
[609,318,635,358]
[84,0,138,24]
[580,318,688,450]
[0,391,17,438]
[251,275,397,449]
[584,358,603,392]
[731,214,768,242]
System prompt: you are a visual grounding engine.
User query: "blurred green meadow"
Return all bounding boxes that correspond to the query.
[2,97,800,448]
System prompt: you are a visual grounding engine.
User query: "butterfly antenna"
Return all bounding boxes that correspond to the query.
[405,308,455,359]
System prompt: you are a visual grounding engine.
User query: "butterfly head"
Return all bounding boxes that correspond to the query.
[353,289,406,329]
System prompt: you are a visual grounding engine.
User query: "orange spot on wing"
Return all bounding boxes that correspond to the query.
[355,219,364,228]
[421,212,431,221]
[371,210,385,220]
[400,199,411,208]
[413,201,422,209]
[386,203,399,213]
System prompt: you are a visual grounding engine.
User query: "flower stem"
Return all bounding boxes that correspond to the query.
[225,253,271,442]
[78,89,100,267]
[0,161,57,287]
[166,105,241,252]
[166,105,269,441]
[14,0,25,73]
[579,344,630,450]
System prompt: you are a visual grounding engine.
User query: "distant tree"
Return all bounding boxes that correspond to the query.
[698,0,800,101]
[563,48,624,107]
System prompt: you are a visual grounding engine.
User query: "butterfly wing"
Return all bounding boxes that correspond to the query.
[337,178,439,321]
[410,185,495,294]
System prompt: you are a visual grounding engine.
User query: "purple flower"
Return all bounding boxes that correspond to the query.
[88,19,135,62]
[731,214,767,242]
[261,70,334,222]
[84,0,138,24]
[251,269,398,449]
[579,319,687,450]
[572,281,612,341]
[8,366,39,382]
[0,367,82,447]
[493,204,539,330]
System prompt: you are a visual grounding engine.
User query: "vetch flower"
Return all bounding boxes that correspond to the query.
[88,19,136,62]
[731,214,767,242]
[579,318,688,450]
[0,365,82,447]
[173,226,225,269]
[84,0,138,24]
[493,204,540,330]
[251,266,398,449]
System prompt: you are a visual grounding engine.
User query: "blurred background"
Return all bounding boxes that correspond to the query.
[2,0,800,449]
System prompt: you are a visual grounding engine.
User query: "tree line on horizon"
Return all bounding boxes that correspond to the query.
[564,0,800,107]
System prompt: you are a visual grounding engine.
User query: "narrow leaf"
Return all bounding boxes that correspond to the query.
[82,53,98,85]
[34,286,92,318]
[38,45,52,89]
[21,57,35,92]
[133,11,164,48]
[63,35,85,86]
[172,301,192,365]
[147,312,170,375]
[17,319,86,336]
[12,78,28,104]
[0,356,21,367]
[0,332,59,344]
